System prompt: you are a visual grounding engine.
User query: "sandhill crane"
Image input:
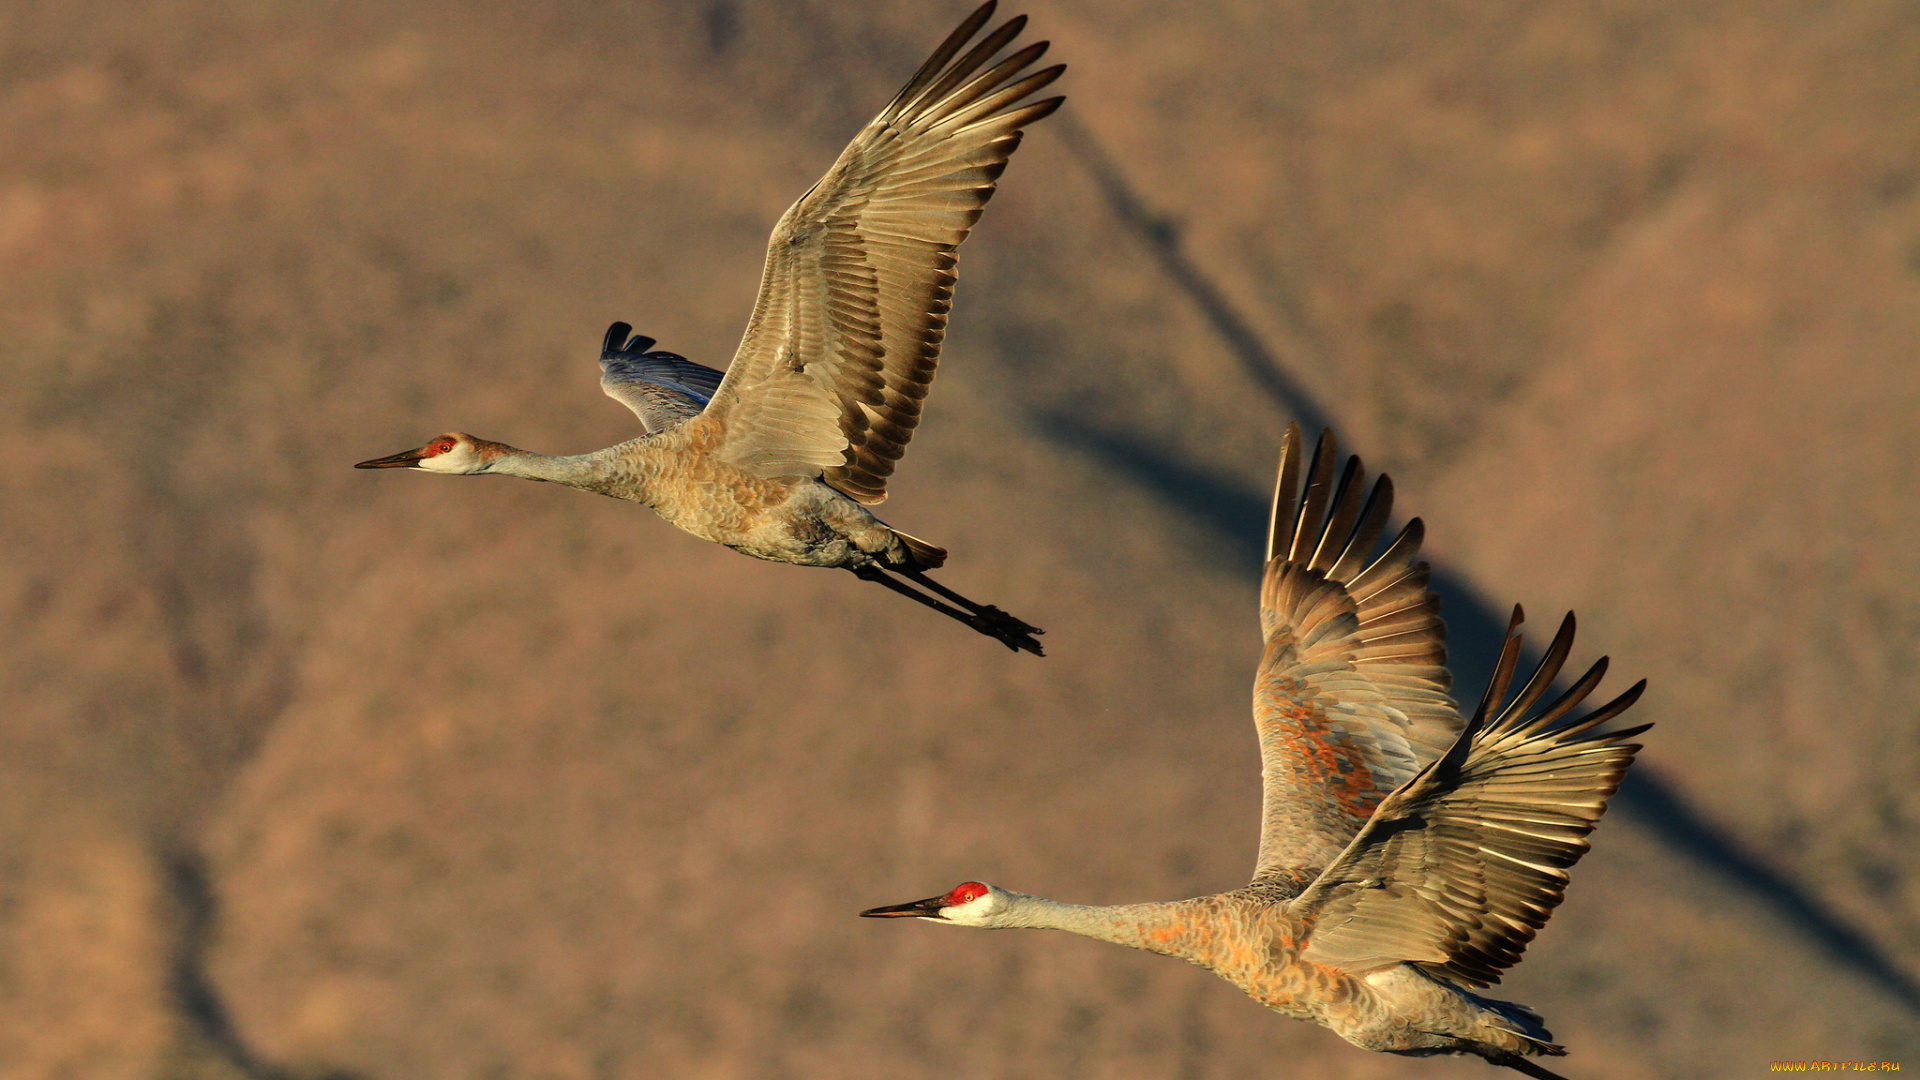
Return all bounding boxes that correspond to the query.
[863,425,1649,1079]
[356,2,1057,654]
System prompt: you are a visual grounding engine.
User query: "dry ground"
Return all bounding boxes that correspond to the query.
[1,1,1916,1078]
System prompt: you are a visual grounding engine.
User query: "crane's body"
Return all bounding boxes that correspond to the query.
[357,3,1058,653]
[865,426,1649,1079]
[897,888,1559,1060]
[399,419,928,571]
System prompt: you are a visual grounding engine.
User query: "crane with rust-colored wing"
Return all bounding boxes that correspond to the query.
[863,425,1650,1078]
[358,2,1056,654]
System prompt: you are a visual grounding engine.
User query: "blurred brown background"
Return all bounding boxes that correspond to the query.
[3,1,1917,1077]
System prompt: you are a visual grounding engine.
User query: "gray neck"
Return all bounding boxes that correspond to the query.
[485,447,622,492]
[995,893,1200,957]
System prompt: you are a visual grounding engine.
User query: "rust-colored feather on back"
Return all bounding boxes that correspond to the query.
[1250,425,1462,887]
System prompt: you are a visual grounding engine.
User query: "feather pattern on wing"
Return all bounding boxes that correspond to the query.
[598,321,726,434]
[1250,425,1463,888]
[704,1,1064,500]
[1292,607,1650,987]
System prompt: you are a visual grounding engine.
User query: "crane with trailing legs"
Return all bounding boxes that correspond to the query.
[358,2,1056,654]
[864,425,1649,1079]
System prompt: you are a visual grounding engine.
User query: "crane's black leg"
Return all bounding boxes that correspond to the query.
[850,566,1044,656]
[849,565,976,624]
[1485,1052,1571,1080]
[898,567,1044,643]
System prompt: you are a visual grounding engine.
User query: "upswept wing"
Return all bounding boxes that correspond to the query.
[1250,425,1463,887]
[703,1,1063,501]
[599,321,726,434]
[1293,608,1649,987]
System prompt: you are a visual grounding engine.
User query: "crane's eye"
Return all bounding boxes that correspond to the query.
[436,440,455,454]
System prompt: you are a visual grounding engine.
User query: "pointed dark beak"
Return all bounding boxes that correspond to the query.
[355,446,431,469]
[859,896,947,919]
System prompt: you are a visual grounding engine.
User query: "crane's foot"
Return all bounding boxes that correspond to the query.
[962,605,1045,656]
[851,566,1045,656]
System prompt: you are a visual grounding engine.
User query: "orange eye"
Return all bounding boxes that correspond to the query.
[437,440,454,454]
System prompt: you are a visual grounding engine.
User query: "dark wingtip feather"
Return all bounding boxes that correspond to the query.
[1471,606,1527,729]
[1308,455,1366,572]
[1500,612,1577,726]
[904,9,1028,119]
[1523,655,1611,734]
[600,321,667,361]
[1583,679,1649,733]
[1606,719,1656,745]
[974,92,1065,135]
[1288,428,1339,564]
[601,321,632,359]
[1267,422,1304,565]
[1326,471,1394,583]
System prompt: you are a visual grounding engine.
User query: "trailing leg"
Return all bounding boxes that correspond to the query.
[1484,1051,1571,1080]
[899,568,1044,648]
[850,566,1044,655]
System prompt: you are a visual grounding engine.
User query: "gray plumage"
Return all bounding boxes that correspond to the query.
[598,321,725,434]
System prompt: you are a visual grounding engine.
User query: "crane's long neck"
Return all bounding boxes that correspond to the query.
[478,441,645,499]
[993,894,1226,966]
[486,448,613,486]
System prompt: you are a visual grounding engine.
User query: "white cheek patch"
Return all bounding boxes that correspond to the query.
[938,894,996,926]
[418,451,475,474]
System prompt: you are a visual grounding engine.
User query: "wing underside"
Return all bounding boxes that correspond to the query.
[704,2,1063,500]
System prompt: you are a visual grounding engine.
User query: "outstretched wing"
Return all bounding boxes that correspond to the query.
[1293,608,1649,987]
[703,1,1063,501]
[1250,425,1463,888]
[598,322,727,435]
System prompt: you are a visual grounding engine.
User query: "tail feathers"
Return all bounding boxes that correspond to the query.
[892,528,948,570]
[1459,983,1566,1060]
[1473,992,1556,1043]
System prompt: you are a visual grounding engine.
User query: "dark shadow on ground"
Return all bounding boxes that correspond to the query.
[1053,114,1334,437]
[1047,110,1920,1015]
[167,851,370,1080]
[1031,407,1920,1016]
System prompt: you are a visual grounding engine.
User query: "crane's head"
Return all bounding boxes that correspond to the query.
[355,433,493,475]
[860,881,1005,926]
